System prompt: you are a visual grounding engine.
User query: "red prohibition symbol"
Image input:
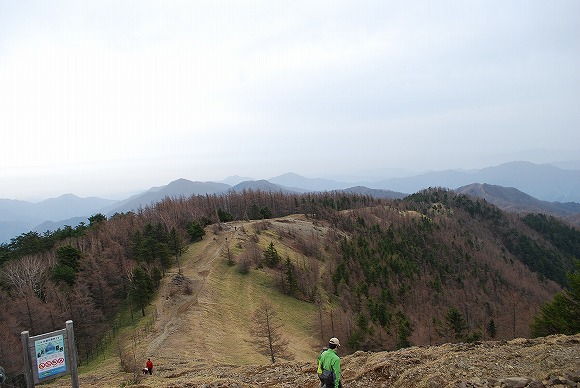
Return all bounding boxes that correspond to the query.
[38,358,64,369]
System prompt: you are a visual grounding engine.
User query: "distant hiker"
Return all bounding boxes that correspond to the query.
[146,358,153,375]
[318,338,342,388]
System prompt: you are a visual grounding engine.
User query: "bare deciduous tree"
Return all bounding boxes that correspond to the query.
[221,244,234,266]
[2,255,49,297]
[250,302,293,363]
[237,250,251,274]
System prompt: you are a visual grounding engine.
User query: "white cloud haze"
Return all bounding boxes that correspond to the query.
[1,1,579,200]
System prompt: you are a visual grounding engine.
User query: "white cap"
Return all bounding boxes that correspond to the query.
[329,337,340,346]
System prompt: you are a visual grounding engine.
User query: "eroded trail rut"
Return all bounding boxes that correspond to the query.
[147,224,236,364]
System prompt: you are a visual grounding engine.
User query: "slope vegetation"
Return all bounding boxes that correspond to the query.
[4,189,580,387]
[146,217,322,366]
[456,183,580,227]
[42,214,580,387]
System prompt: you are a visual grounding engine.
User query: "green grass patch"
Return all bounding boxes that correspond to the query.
[216,256,317,341]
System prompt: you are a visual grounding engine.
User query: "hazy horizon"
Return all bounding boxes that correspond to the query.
[2,1,579,201]
[2,158,579,203]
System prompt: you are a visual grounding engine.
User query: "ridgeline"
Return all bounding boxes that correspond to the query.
[1,189,579,387]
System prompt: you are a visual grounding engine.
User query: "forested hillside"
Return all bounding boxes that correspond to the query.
[1,188,579,385]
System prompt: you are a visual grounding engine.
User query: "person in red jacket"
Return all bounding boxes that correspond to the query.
[146,358,153,375]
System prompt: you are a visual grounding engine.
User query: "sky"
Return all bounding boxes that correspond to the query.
[1,1,579,201]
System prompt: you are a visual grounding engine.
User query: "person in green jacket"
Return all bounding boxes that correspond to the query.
[317,337,342,388]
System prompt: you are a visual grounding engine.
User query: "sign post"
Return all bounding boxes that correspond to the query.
[21,320,79,388]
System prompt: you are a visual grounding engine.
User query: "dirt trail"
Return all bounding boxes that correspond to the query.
[140,216,324,371]
[146,223,237,365]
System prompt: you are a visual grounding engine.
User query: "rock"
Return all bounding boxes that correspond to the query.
[500,377,532,387]
[546,377,564,385]
[527,381,545,388]
[566,371,580,383]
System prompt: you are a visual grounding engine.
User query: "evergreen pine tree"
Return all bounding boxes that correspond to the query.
[531,260,580,336]
[130,267,153,317]
[445,307,468,341]
[284,257,298,295]
[486,319,497,339]
[263,242,280,268]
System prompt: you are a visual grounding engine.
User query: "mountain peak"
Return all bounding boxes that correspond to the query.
[221,175,256,186]
[270,172,304,179]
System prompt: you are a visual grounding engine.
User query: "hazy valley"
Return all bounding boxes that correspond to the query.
[2,161,580,244]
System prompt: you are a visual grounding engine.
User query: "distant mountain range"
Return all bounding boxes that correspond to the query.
[0,194,117,242]
[1,161,579,243]
[372,161,580,203]
[455,183,580,227]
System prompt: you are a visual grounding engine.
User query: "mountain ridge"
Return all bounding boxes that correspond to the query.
[36,212,580,388]
[2,161,580,243]
[2,186,580,386]
[375,161,580,202]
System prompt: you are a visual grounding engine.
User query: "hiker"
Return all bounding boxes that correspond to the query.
[318,337,342,388]
[146,358,153,375]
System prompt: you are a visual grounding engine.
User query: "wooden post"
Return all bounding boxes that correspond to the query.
[20,330,34,388]
[66,320,80,388]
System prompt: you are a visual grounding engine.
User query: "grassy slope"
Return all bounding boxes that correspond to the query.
[144,218,320,366]
[43,217,322,387]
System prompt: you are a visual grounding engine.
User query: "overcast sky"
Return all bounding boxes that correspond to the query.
[1,1,579,201]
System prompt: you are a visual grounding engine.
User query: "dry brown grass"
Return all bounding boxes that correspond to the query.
[143,218,322,366]
[39,216,580,387]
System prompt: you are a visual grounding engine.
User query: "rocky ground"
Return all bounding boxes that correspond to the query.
[45,333,579,387]
[341,334,580,388]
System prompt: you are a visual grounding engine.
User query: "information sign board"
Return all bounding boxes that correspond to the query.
[21,320,79,388]
[33,333,67,380]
